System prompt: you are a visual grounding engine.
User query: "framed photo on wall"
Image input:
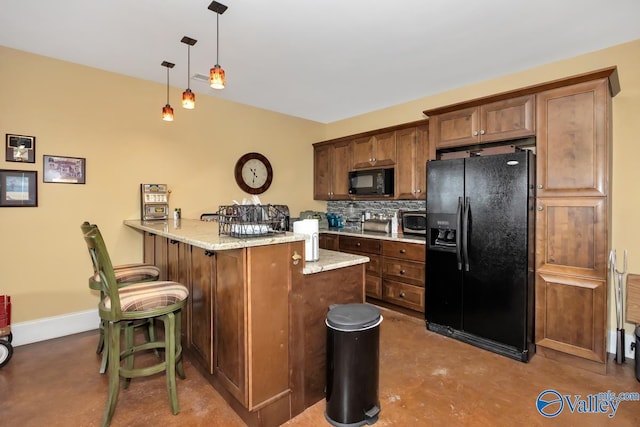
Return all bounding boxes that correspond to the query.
[0,169,38,207]
[5,134,36,163]
[43,155,86,184]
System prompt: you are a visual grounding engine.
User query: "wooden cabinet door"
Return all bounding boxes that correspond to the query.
[479,95,535,143]
[535,272,606,363]
[215,249,246,405]
[431,106,479,149]
[143,232,155,265]
[372,131,396,167]
[535,197,607,279]
[319,233,339,251]
[313,144,331,200]
[189,247,214,373]
[167,240,189,341]
[414,125,429,198]
[395,127,418,199]
[536,79,609,197]
[154,236,169,280]
[352,136,374,169]
[331,140,352,199]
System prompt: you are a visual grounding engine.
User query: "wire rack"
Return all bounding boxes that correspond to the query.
[217,205,288,238]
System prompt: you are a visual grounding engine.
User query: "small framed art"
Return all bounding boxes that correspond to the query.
[43,155,86,184]
[5,134,36,163]
[0,169,38,207]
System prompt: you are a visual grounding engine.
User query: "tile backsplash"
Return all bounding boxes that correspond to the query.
[327,200,425,221]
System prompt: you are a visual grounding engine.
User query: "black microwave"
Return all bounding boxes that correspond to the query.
[348,168,394,196]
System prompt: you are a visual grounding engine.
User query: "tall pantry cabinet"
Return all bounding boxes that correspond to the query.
[534,74,618,373]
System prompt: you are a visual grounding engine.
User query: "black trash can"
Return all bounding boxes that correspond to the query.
[325,303,382,427]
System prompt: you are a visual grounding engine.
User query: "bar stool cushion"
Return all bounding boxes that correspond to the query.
[104,281,188,312]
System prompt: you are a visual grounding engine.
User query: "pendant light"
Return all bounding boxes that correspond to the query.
[181,36,197,109]
[161,61,175,121]
[208,1,228,90]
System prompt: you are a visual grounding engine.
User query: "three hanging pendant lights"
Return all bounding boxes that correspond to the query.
[161,1,227,121]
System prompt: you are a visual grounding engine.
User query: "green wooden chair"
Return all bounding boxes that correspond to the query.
[89,262,161,373]
[81,222,188,427]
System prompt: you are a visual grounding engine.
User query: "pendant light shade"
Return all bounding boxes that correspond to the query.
[181,36,198,109]
[161,61,175,121]
[208,1,228,90]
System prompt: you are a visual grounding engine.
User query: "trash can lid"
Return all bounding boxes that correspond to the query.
[326,304,382,331]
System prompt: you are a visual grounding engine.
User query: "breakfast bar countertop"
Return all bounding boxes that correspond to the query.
[124,219,369,275]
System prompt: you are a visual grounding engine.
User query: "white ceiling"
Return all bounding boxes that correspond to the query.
[2,0,640,123]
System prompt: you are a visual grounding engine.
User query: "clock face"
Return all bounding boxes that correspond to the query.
[234,152,273,194]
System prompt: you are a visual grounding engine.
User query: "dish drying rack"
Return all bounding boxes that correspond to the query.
[217,204,287,238]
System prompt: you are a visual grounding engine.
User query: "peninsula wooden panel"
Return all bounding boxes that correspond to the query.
[190,246,215,373]
[215,248,246,405]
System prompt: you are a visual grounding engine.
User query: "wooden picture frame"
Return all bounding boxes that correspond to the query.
[0,169,38,207]
[43,155,86,184]
[5,134,36,163]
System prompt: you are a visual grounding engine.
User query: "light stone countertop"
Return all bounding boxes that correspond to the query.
[303,249,369,274]
[124,219,369,275]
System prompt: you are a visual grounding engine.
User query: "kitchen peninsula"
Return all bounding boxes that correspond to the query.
[123,219,369,427]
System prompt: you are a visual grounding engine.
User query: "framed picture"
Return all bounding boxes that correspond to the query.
[5,134,36,163]
[0,169,38,207]
[43,155,86,184]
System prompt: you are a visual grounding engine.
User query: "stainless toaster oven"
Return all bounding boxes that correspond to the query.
[402,210,427,236]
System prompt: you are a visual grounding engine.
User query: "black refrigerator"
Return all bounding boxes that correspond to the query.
[425,150,535,362]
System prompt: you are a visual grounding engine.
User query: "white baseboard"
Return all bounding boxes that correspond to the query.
[607,328,637,360]
[9,309,99,347]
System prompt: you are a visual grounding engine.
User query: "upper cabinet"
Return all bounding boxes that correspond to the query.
[352,131,397,169]
[313,140,352,200]
[395,125,429,199]
[536,79,610,197]
[428,95,535,149]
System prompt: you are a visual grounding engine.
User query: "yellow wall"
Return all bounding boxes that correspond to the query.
[0,46,325,322]
[2,38,640,337]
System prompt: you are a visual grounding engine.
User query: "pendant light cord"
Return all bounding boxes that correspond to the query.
[216,13,220,65]
[187,45,191,89]
[166,67,170,104]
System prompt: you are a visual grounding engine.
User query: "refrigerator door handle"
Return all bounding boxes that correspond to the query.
[456,197,463,270]
[462,196,470,271]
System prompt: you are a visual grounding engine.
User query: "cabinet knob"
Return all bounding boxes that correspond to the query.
[400,269,406,275]
[372,158,376,162]
[415,189,421,193]
[204,250,215,257]
[537,206,544,211]
[399,292,406,298]
[292,251,302,265]
[537,184,543,189]
[400,249,406,254]
[479,129,485,135]
[473,131,478,136]
[356,242,361,247]
[170,239,178,244]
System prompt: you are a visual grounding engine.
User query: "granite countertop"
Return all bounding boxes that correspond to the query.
[321,228,426,244]
[124,219,369,275]
[303,249,369,274]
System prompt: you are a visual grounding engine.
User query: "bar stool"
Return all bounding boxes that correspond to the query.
[81,222,188,427]
[89,263,161,373]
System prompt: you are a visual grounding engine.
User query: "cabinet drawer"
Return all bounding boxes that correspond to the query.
[366,274,382,299]
[382,241,425,262]
[340,236,381,254]
[383,280,425,313]
[319,233,339,251]
[382,258,425,286]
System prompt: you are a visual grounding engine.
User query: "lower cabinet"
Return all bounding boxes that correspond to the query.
[189,246,215,372]
[334,234,426,315]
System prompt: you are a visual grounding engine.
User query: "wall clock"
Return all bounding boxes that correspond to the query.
[234,152,273,194]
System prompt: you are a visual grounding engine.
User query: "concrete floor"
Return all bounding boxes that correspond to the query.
[1,308,639,426]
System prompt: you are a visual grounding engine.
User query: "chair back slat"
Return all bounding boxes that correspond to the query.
[81,222,122,319]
